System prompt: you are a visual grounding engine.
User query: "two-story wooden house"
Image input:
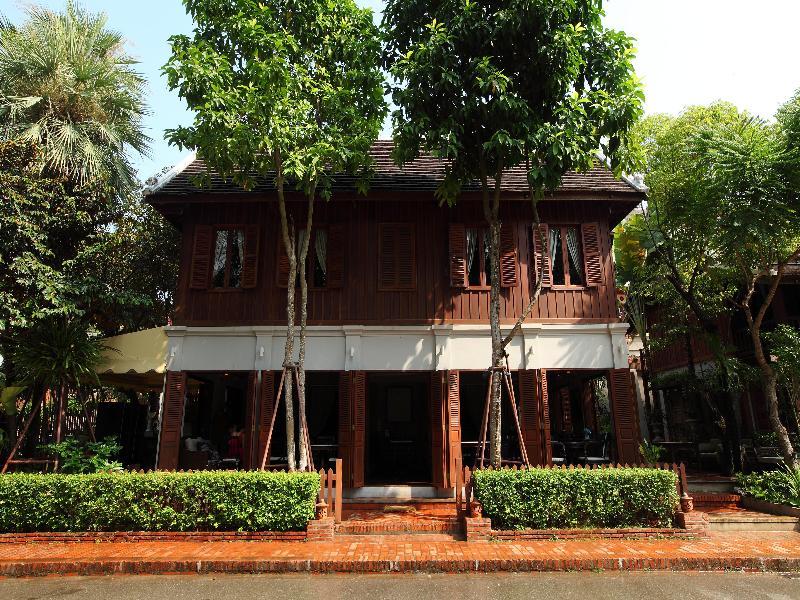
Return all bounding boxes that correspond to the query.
[146,141,646,494]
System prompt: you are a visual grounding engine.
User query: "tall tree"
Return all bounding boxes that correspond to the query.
[0,1,149,193]
[383,0,643,466]
[164,0,386,470]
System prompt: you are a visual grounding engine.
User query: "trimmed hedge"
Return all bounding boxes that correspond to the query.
[0,470,319,533]
[737,470,799,508]
[472,467,679,530]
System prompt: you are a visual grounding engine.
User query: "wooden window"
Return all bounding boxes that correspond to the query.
[461,226,517,289]
[192,225,259,290]
[378,223,416,290]
[539,223,603,288]
[277,225,344,289]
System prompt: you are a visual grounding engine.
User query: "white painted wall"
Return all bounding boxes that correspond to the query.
[166,323,630,372]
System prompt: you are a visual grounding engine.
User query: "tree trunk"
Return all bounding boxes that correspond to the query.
[296,193,315,472]
[275,162,297,471]
[486,217,503,468]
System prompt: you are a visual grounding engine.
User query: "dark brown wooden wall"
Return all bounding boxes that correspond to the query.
[172,196,623,326]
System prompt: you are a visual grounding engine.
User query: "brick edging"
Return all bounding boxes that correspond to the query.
[2,556,800,577]
[0,530,307,544]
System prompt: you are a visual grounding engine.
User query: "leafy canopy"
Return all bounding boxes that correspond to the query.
[383,0,644,201]
[164,0,387,196]
[0,1,149,191]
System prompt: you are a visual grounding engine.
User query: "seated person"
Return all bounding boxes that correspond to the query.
[226,424,244,463]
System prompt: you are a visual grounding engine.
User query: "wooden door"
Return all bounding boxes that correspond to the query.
[256,371,275,468]
[610,368,641,464]
[351,372,366,488]
[157,371,186,470]
[539,370,553,464]
[339,371,366,488]
[519,370,543,465]
[445,371,462,487]
[430,371,447,488]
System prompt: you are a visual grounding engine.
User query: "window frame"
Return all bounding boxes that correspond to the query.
[297,227,329,291]
[465,226,493,291]
[210,225,246,292]
[549,223,588,290]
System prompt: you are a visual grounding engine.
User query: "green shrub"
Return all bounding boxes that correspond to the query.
[472,467,679,530]
[40,436,123,473]
[738,468,800,508]
[0,470,319,532]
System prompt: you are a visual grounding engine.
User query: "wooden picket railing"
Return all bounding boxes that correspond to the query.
[455,460,689,518]
[318,458,343,523]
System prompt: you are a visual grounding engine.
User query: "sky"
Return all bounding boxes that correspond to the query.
[3,0,800,181]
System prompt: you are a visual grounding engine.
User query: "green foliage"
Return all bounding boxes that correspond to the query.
[638,441,665,464]
[0,1,149,191]
[765,325,800,382]
[11,317,105,390]
[738,467,800,508]
[472,467,679,530]
[40,436,122,474]
[383,0,644,202]
[0,470,320,532]
[164,0,387,198]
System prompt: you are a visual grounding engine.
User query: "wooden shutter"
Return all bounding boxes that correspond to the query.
[241,225,260,289]
[257,371,275,468]
[449,224,467,288]
[581,222,603,287]
[338,372,353,486]
[189,225,212,290]
[519,370,543,465]
[351,371,366,488]
[610,368,641,464]
[326,225,345,288]
[276,236,290,287]
[500,225,518,288]
[539,369,553,464]
[430,371,446,488]
[560,387,573,433]
[531,224,552,288]
[157,371,186,470]
[378,223,416,290]
[446,371,462,488]
[242,371,257,469]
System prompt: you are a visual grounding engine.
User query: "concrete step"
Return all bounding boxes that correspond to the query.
[687,476,737,494]
[692,492,742,511]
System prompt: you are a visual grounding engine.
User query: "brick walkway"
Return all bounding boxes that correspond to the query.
[1,531,800,576]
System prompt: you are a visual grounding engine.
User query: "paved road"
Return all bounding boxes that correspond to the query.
[2,572,799,600]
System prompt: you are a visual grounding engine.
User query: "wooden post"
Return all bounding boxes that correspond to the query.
[1,392,45,474]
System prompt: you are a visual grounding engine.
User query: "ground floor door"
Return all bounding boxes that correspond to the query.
[365,373,432,485]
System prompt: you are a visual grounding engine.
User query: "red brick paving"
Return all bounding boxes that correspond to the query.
[1,531,800,576]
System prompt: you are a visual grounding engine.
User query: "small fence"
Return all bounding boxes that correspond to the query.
[318,458,343,523]
[454,458,689,519]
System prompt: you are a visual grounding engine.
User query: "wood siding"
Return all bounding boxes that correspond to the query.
[172,197,622,326]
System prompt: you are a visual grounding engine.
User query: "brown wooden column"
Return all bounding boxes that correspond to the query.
[338,371,366,488]
[519,369,552,465]
[157,371,186,470]
[610,368,642,464]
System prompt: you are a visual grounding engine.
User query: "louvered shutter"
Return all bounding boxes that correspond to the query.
[539,369,553,464]
[430,371,446,488]
[242,371,257,469]
[379,224,416,290]
[326,225,345,288]
[257,371,275,468]
[610,369,641,464]
[446,371,462,488]
[241,225,260,289]
[531,224,552,288]
[351,371,366,488]
[500,225,518,288]
[559,387,573,433]
[519,370,543,465]
[581,222,603,287]
[189,226,213,290]
[157,371,186,470]
[338,372,353,486]
[449,224,467,288]
[276,237,290,287]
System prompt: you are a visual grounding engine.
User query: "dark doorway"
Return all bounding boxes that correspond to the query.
[365,373,432,484]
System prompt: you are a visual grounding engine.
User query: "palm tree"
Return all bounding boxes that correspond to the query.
[0,1,149,191]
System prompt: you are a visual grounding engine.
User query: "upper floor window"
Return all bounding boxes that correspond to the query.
[212,228,245,288]
[549,225,585,287]
[297,229,328,288]
[532,222,603,289]
[466,228,492,288]
[276,225,345,289]
[449,223,518,289]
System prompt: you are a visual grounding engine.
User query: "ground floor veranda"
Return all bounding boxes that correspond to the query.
[156,367,642,490]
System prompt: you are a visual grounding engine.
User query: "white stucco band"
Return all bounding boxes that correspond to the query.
[165,323,630,373]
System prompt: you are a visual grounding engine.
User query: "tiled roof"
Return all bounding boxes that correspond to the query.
[147,140,644,197]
